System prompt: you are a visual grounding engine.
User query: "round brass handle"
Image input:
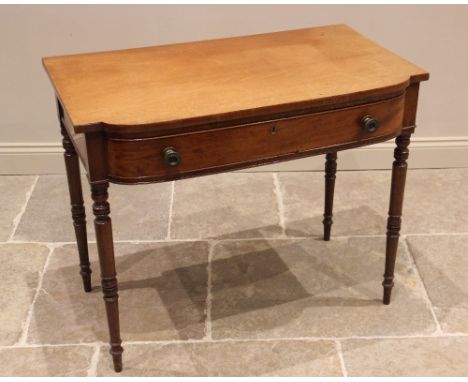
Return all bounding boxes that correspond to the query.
[361,115,380,133]
[162,147,181,167]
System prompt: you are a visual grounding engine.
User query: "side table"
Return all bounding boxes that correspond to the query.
[43,24,429,372]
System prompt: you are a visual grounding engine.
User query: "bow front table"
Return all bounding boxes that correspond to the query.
[42,24,429,372]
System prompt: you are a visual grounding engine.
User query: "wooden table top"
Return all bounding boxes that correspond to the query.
[43,24,428,134]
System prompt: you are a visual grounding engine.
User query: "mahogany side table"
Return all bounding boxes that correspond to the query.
[43,24,429,372]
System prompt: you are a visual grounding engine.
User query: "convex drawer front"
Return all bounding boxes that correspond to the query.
[107,94,405,183]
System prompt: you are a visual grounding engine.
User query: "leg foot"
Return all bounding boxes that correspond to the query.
[382,132,411,304]
[383,280,393,305]
[323,152,337,241]
[111,346,123,372]
[81,273,92,293]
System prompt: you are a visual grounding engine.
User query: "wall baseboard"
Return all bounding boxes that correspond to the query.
[1,137,467,175]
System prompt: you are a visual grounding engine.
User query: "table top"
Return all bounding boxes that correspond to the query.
[43,24,428,134]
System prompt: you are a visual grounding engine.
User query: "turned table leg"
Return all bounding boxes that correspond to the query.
[323,152,337,241]
[383,132,411,305]
[91,181,123,372]
[59,121,92,292]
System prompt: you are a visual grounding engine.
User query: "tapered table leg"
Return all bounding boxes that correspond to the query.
[383,132,411,305]
[91,181,123,372]
[323,152,337,241]
[60,124,92,292]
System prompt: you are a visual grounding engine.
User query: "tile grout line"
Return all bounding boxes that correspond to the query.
[87,343,101,377]
[121,332,468,344]
[1,341,106,350]
[2,332,468,351]
[16,242,54,345]
[2,236,377,246]
[404,232,468,237]
[402,236,443,334]
[334,340,348,377]
[272,173,286,237]
[4,240,76,247]
[203,241,215,340]
[7,175,39,242]
[117,331,468,345]
[3,232,468,247]
[165,181,175,240]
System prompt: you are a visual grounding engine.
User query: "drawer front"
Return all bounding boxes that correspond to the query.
[107,95,404,182]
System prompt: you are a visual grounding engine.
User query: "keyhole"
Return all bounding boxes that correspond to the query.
[271,126,278,135]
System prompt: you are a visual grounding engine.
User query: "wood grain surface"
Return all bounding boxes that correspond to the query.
[43,24,428,134]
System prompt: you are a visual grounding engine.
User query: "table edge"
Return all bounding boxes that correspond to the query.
[58,76,426,138]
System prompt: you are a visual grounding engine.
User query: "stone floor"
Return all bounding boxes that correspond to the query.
[0,169,467,376]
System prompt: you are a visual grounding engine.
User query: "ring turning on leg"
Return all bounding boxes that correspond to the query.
[91,181,123,372]
[60,124,92,292]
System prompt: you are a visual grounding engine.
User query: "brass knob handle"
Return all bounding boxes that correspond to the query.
[361,115,379,133]
[162,147,181,167]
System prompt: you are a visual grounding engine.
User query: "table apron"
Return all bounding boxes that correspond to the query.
[105,94,405,184]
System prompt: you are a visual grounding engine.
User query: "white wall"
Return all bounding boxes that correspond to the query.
[1,5,467,173]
